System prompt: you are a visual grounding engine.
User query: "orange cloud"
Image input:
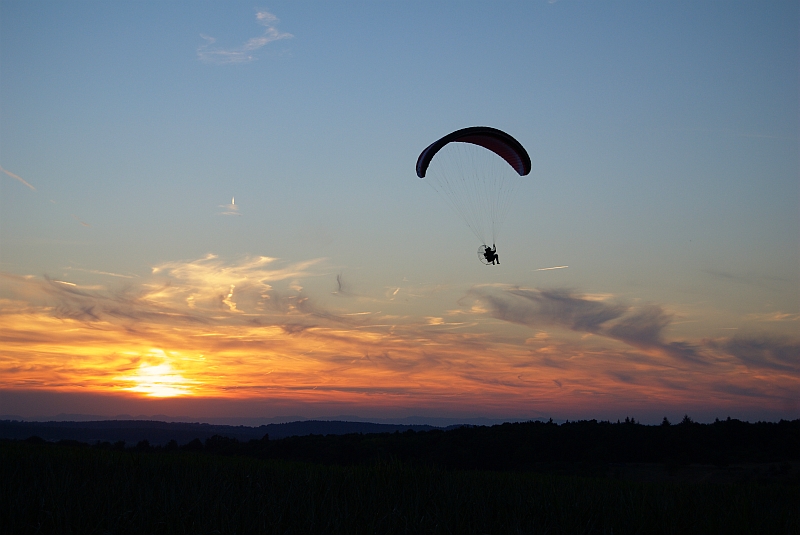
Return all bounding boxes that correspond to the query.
[1,256,798,421]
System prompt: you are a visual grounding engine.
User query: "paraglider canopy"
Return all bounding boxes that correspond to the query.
[415,126,531,250]
[416,126,531,179]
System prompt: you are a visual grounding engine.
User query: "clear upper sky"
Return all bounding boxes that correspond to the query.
[1,1,797,425]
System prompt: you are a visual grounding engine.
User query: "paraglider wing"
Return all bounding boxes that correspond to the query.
[415,126,531,249]
[416,126,531,179]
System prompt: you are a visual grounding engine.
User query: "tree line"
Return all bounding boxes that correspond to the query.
[19,416,800,472]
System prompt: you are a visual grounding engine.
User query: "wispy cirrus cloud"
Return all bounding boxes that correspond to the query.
[1,260,798,421]
[198,10,292,65]
[0,256,487,406]
[462,285,800,404]
[0,165,36,191]
[711,336,800,373]
[745,311,800,323]
[704,268,792,291]
[65,266,138,279]
[466,286,708,365]
[1,254,326,327]
[0,165,98,232]
[71,214,90,227]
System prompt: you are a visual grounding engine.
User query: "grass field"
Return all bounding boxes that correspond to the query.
[2,440,798,534]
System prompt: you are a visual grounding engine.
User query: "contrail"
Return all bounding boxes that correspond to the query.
[72,215,91,227]
[0,165,36,191]
[66,267,137,279]
[534,266,568,271]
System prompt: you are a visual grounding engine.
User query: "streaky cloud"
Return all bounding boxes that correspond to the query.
[198,11,292,65]
[1,260,798,419]
[66,266,138,279]
[704,268,791,291]
[502,287,627,333]
[0,165,36,191]
[745,311,800,323]
[468,286,707,364]
[713,335,800,373]
[606,305,706,365]
[71,214,91,227]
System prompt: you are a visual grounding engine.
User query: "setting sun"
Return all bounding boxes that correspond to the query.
[117,356,196,398]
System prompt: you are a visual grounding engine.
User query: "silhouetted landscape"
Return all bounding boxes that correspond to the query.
[2,417,798,533]
[0,418,441,445]
[4,416,798,469]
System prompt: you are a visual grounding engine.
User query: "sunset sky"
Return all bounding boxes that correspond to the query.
[1,1,797,425]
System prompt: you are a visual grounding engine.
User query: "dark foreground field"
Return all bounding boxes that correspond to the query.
[2,438,798,534]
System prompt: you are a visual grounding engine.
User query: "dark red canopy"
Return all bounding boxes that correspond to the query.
[416,126,531,178]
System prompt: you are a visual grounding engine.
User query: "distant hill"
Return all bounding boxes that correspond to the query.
[4,418,798,476]
[0,419,440,446]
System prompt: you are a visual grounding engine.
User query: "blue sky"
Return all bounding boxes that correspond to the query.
[1,1,797,424]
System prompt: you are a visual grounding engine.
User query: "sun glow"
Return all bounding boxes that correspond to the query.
[118,359,195,398]
[1,256,798,419]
